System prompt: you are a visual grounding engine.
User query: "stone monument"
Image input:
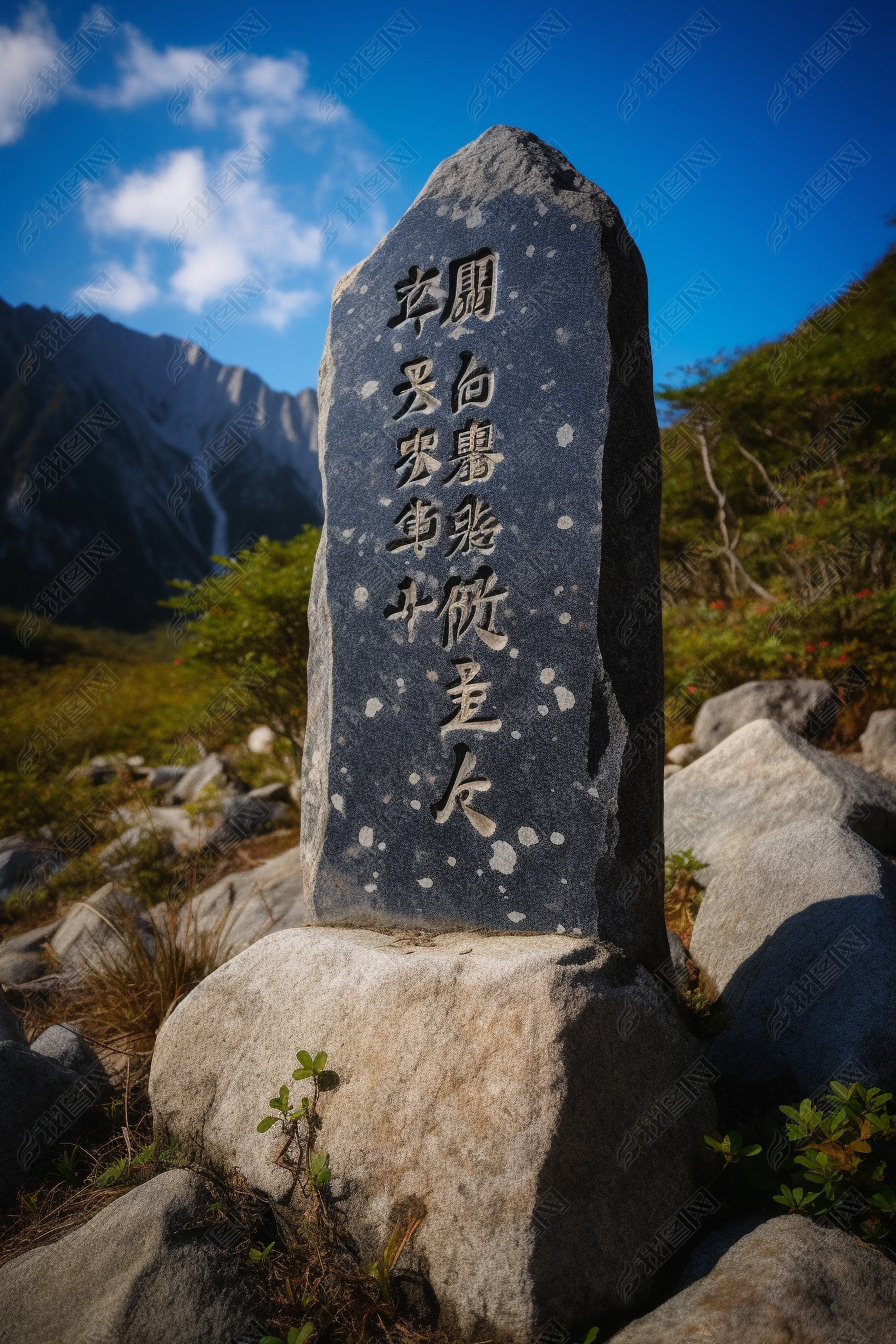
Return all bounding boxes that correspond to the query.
[301,124,665,968]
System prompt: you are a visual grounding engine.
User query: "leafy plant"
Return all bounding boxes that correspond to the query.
[663,849,706,939]
[257,1049,335,1205]
[703,1129,762,1171]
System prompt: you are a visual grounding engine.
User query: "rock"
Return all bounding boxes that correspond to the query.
[31,1023,104,1078]
[145,765,187,789]
[0,987,26,1044]
[667,742,701,766]
[100,805,207,863]
[247,781,291,803]
[0,1168,263,1343]
[611,1214,896,1341]
[65,754,122,784]
[689,818,896,1097]
[665,719,896,876]
[693,677,839,753]
[178,845,307,957]
[860,708,896,782]
[663,764,682,779]
[0,918,60,985]
[126,754,146,768]
[247,725,277,753]
[165,753,238,805]
[0,835,60,903]
[48,884,149,979]
[151,927,715,1337]
[0,1036,105,1199]
[302,125,665,964]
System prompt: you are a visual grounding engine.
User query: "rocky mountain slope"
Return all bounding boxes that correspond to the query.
[0,299,321,629]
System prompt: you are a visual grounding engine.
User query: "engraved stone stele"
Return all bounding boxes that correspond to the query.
[301,124,665,967]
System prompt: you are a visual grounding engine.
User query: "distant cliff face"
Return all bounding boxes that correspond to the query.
[0,298,321,630]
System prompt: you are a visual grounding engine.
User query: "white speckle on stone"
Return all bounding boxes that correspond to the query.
[526,244,535,257]
[557,515,573,530]
[331,794,344,812]
[554,585,564,595]
[572,927,582,936]
[378,497,392,506]
[466,206,483,228]
[550,832,566,845]
[364,883,377,893]
[409,772,420,784]
[499,884,506,893]
[374,333,381,342]
[539,667,556,684]
[426,670,439,682]
[507,911,526,923]
[341,528,355,540]
[509,290,518,299]
[509,647,519,658]
[537,201,548,216]
[392,341,402,352]
[559,612,572,625]
[547,248,556,257]
[447,856,456,866]
[353,585,369,607]
[587,787,599,798]
[537,704,549,716]
[360,284,368,293]
[359,826,374,847]
[410,800,421,811]
[556,924,566,933]
[360,380,378,399]
[554,686,575,711]
[365,697,383,718]
[557,424,574,447]
[476,868,483,876]
[396,677,405,689]
[518,826,538,846]
[437,204,448,216]
[570,223,577,231]
[511,730,521,739]
[417,877,433,889]
[489,840,517,875]
[555,328,570,345]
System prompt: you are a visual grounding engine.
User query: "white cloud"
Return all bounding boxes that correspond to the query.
[83,257,160,314]
[83,23,205,110]
[0,3,60,145]
[85,149,207,239]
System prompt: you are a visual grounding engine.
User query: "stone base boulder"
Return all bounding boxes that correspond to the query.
[612,1214,896,1341]
[693,678,839,753]
[689,818,896,1098]
[0,1169,263,1343]
[150,927,716,1340]
[665,719,896,877]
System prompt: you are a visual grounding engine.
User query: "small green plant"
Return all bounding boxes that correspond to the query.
[703,1129,762,1171]
[249,1240,277,1265]
[663,849,707,938]
[51,1148,79,1183]
[257,1050,335,1204]
[261,1326,315,1344]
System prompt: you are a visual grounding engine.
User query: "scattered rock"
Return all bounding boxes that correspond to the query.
[860,709,896,782]
[209,796,286,852]
[178,844,306,956]
[0,835,61,903]
[247,781,291,804]
[48,884,149,979]
[151,928,715,1336]
[247,725,277,754]
[693,678,839,753]
[100,805,207,862]
[665,719,896,876]
[31,1023,104,1079]
[165,753,239,805]
[0,919,60,985]
[667,742,702,766]
[65,754,122,785]
[0,1168,263,1343]
[689,818,896,1097]
[145,765,187,789]
[611,1213,896,1341]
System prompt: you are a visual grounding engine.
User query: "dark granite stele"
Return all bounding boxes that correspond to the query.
[301,125,665,967]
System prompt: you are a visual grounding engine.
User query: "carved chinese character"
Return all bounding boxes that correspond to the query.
[431,744,496,836]
[384,577,435,642]
[387,265,441,335]
[438,566,508,651]
[441,658,501,734]
[395,427,440,487]
[392,357,441,419]
[445,420,504,485]
[452,351,494,411]
[386,497,441,558]
[443,249,497,324]
[447,495,502,556]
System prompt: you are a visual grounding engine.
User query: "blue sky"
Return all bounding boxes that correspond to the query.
[1,0,892,395]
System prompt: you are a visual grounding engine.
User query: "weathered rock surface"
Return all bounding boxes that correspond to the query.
[145,765,187,789]
[48,884,148,978]
[302,123,665,964]
[861,708,896,782]
[151,927,715,1338]
[31,1023,103,1078]
[666,742,701,766]
[693,678,839,753]
[0,835,60,902]
[166,753,238,805]
[100,805,208,862]
[0,918,60,984]
[689,818,896,1097]
[612,1213,896,1341]
[0,1169,263,1343]
[665,719,896,875]
[179,844,307,956]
